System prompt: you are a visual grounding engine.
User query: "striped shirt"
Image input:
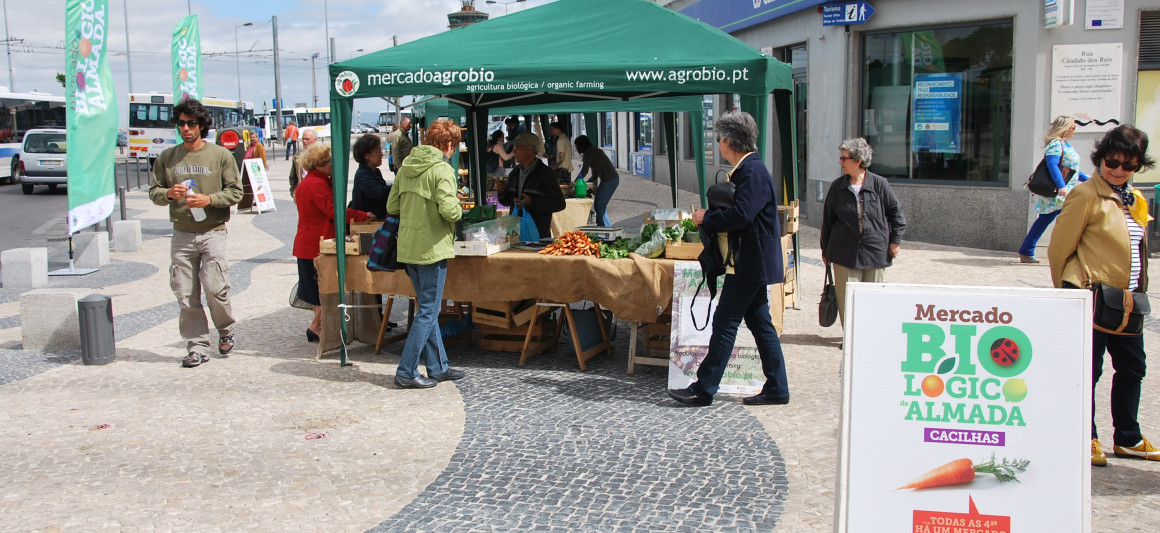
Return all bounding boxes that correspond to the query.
[1123,203,1144,290]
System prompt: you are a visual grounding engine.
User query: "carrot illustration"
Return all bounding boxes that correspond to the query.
[896,454,1030,491]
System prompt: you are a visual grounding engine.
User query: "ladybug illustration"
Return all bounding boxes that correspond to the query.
[989,338,1020,366]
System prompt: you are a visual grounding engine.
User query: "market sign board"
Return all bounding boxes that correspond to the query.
[835,284,1091,533]
[1051,43,1123,133]
[242,158,276,213]
[668,262,765,395]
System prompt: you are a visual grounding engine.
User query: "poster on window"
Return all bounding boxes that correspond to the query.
[834,284,1091,533]
[1051,43,1122,133]
[667,262,764,395]
[911,73,962,154]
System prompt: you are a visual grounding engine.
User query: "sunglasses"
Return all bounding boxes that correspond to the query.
[175,120,199,128]
[1104,158,1141,172]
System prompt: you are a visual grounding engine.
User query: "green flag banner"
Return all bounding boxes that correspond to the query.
[65,0,117,234]
[904,31,945,74]
[172,15,201,102]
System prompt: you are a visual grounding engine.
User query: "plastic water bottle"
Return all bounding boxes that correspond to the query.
[182,179,207,222]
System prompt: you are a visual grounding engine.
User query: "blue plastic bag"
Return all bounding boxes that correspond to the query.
[518,206,540,242]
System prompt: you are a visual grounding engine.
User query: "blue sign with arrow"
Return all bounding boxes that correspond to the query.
[822,1,875,26]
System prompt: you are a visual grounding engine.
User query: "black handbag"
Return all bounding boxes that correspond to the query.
[1027,158,1074,198]
[366,213,402,272]
[819,264,839,327]
[1091,283,1149,335]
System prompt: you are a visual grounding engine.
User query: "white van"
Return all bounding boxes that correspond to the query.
[13,128,68,194]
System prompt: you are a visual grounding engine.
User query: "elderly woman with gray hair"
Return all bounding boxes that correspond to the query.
[820,137,907,326]
[667,111,790,408]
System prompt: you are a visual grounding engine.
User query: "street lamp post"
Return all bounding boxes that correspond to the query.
[485,0,525,15]
[310,53,319,108]
[234,22,253,103]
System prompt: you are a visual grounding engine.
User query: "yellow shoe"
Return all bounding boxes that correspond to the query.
[1092,438,1108,467]
[1113,437,1160,461]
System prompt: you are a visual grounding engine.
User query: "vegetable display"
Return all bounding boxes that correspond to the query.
[538,231,599,256]
[680,218,700,243]
[896,454,1030,491]
[598,238,633,259]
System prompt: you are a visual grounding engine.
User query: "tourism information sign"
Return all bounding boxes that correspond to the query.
[835,284,1091,533]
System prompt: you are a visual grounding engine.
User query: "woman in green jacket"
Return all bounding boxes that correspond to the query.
[386,119,465,389]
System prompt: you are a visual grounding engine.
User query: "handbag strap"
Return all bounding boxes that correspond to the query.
[825,263,834,285]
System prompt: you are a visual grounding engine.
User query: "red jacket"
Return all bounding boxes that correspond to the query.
[293,169,370,259]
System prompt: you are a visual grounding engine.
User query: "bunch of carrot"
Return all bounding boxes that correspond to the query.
[896,454,1030,491]
[538,231,599,256]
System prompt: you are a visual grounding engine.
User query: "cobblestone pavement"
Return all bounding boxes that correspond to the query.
[0,154,1158,531]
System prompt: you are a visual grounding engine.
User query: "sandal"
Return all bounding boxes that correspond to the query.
[218,334,235,356]
[182,352,208,368]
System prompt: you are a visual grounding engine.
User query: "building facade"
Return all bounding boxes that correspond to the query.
[596,0,1158,251]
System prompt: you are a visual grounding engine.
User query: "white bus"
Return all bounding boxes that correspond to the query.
[127,93,255,163]
[293,106,330,141]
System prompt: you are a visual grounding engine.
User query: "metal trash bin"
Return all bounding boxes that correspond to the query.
[78,294,115,365]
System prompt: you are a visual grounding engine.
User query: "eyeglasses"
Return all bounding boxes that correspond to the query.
[175,120,199,128]
[839,156,856,162]
[1104,158,1141,172]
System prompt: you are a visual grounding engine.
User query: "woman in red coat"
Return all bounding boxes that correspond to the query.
[293,142,373,342]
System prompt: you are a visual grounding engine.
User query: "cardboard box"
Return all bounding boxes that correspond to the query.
[665,240,704,260]
[453,239,511,256]
[779,200,800,235]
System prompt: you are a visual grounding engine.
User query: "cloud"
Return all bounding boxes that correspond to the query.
[11,0,556,123]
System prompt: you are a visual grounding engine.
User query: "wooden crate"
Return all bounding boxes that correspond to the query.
[350,222,380,235]
[479,316,558,352]
[665,241,703,260]
[319,236,366,255]
[472,299,537,329]
[779,200,800,235]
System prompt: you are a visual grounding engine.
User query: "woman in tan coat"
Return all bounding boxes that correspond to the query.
[1048,125,1155,467]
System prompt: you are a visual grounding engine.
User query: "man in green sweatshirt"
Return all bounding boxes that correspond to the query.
[148,98,244,368]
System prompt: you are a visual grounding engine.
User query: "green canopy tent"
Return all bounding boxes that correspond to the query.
[325,0,796,364]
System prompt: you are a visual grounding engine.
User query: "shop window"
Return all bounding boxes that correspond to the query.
[862,20,1013,183]
[600,112,613,147]
[636,112,653,152]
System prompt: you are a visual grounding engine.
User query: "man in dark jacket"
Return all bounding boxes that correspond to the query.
[498,131,566,238]
[668,111,789,407]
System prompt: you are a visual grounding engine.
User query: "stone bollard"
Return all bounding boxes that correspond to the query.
[1,247,48,289]
[112,220,143,252]
[73,232,110,268]
[19,288,91,350]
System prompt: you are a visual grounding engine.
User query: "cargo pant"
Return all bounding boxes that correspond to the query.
[170,229,235,355]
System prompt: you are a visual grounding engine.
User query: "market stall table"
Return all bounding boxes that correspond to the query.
[314,250,677,367]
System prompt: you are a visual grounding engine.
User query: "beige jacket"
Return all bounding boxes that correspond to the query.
[1048,173,1149,292]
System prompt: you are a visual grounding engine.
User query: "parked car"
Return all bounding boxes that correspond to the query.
[12,128,67,194]
[360,123,380,133]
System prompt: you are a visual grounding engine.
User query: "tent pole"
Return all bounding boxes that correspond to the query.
[692,109,706,208]
[331,97,354,366]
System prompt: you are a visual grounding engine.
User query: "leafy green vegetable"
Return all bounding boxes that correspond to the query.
[661,225,683,242]
[680,218,698,233]
[639,223,659,243]
[598,237,633,259]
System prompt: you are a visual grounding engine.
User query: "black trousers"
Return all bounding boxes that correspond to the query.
[1092,329,1147,446]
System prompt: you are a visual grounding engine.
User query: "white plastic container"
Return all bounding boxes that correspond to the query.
[182,179,206,222]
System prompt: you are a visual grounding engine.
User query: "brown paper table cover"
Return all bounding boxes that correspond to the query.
[315,250,676,324]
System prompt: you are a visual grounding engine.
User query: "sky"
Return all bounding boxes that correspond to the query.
[5,0,556,126]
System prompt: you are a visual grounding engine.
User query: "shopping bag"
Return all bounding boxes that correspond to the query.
[819,264,839,327]
[1026,158,1074,198]
[367,214,401,272]
[518,206,540,242]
